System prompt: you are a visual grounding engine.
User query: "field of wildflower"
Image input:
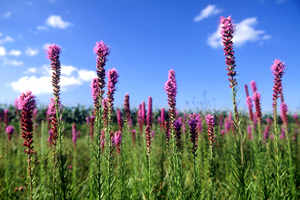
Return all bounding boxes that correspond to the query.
[0,16,299,200]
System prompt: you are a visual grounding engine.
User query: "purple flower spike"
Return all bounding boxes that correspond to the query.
[19,91,36,155]
[124,94,132,128]
[106,68,119,108]
[94,41,109,100]
[145,96,153,154]
[189,114,198,155]
[116,108,123,131]
[280,102,288,126]
[220,16,237,89]
[113,130,122,154]
[174,118,183,148]
[165,69,177,131]
[271,59,286,104]
[47,44,61,103]
[72,123,78,147]
[205,114,215,146]
[91,78,100,112]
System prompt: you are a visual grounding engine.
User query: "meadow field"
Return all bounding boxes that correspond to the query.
[0,16,299,200]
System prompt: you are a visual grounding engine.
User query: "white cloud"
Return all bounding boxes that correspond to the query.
[11,64,96,95]
[46,15,70,29]
[3,11,12,18]
[207,17,271,48]
[9,49,22,56]
[3,59,23,66]
[0,36,14,44]
[0,46,6,56]
[11,76,52,95]
[61,65,76,76]
[25,67,37,74]
[25,48,39,56]
[78,69,97,81]
[194,5,221,22]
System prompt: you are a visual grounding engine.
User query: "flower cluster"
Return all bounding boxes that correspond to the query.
[106,68,119,109]
[220,16,237,88]
[47,44,61,103]
[189,114,198,156]
[19,91,36,155]
[205,114,215,146]
[271,59,285,104]
[124,94,132,128]
[94,41,109,98]
[165,69,177,132]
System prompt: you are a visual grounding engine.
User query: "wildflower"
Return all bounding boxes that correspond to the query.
[245,84,254,121]
[72,123,78,147]
[196,114,202,134]
[220,16,237,89]
[124,93,132,128]
[189,114,198,155]
[106,68,119,110]
[271,59,286,104]
[5,125,14,141]
[145,97,152,154]
[19,91,36,154]
[174,118,183,148]
[251,81,262,123]
[4,109,8,128]
[47,44,61,103]
[280,102,288,126]
[113,130,122,154]
[47,98,58,145]
[91,78,100,112]
[280,127,286,139]
[165,69,177,132]
[263,118,272,140]
[160,108,165,130]
[205,114,215,146]
[116,108,123,131]
[94,41,109,98]
[247,125,253,140]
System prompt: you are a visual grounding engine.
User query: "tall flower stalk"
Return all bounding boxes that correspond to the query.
[206,114,216,200]
[105,68,118,200]
[145,96,152,200]
[165,69,183,198]
[19,91,36,200]
[91,41,109,200]
[124,94,132,129]
[220,16,239,126]
[47,44,69,199]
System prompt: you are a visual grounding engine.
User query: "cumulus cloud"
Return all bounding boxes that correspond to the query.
[78,69,97,81]
[46,15,71,29]
[61,65,76,76]
[0,46,6,56]
[207,17,271,48]
[194,5,221,22]
[3,59,23,66]
[25,67,37,73]
[25,48,39,56]
[11,65,96,94]
[0,35,14,44]
[9,49,22,56]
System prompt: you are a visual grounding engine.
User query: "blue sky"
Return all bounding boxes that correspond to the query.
[0,0,299,112]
